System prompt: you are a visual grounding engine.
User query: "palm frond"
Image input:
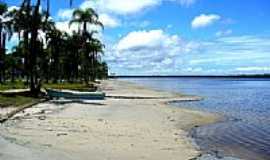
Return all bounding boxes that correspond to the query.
[69,19,81,28]
[72,9,84,18]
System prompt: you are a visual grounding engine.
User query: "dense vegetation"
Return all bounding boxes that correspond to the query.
[0,0,108,95]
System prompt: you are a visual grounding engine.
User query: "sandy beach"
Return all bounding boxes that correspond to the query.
[0,80,218,160]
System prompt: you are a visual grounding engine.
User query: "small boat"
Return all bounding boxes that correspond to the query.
[45,88,105,100]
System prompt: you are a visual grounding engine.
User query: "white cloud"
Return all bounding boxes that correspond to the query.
[55,20,103,40]
[55,21,77,34]
[191,14,221,29]
[106,33,270,75]
[56,8,120,28]
[216,29,232,37]
[8,6,19,12]
[80,0,160,15]
[99,14,121,28]
[189,36,270,64]
[105,29,200,75]
[55,0,198,31]
[117,30,168,51]
[80,0,197,16]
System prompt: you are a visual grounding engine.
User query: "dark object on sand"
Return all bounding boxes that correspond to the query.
[45,88,105,100]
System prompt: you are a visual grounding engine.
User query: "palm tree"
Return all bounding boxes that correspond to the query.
[46,25,64,83]
[95,61,108,79]
[3,0,107,94]
[15,0,54,94]
[8,4,31,84]
[11,41,26,80]
[69,8,103,84]
[87,38,105,81]
[0,2,13,83]
[69,8,103,35]
[64,32,82,82]
[17,0,75,94]
[0,3,7,83]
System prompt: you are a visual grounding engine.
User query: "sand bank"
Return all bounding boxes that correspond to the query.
[0,80,218,160]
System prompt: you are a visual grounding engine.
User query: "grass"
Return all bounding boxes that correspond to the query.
[0,82,94,108]
[0,81,95,92]
[0,94,38,108]
[0,81,38,108]
[0,81,27,91]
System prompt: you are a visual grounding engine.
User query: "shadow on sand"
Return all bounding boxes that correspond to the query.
[48,99,106,106]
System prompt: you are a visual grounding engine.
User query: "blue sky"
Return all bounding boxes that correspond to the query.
[4,0,270,75]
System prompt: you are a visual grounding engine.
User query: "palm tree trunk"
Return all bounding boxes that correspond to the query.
[2,33,6,83]
[83,23,87,34]
[23,31,29,85]
[52,44,60,83]
[29,0,41,94]
[0,25,3,83]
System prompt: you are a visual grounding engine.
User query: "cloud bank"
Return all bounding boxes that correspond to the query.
[105,29,270,75]
[105,29,200,75]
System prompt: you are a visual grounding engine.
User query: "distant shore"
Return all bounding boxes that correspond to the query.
[110,74,270,78]
[0,80,219,160]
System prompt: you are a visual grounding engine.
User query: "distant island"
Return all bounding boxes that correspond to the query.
[110,74,270,78]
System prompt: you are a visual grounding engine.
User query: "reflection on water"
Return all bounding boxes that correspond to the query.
[121,77,270,160]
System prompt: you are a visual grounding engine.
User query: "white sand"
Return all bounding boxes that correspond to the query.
[0,80,218,160]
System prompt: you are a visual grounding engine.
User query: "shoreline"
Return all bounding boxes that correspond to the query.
[0,80,220,160]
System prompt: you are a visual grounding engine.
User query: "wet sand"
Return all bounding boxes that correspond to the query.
[0,80,218,160]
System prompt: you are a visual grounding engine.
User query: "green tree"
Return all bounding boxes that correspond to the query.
[46,26,64,83]
[0,1,108,93]
[14,0,55,94]
[14,0,74,94]
[0,2,12,83]
[69,8,103,83]
[86,37,105,81]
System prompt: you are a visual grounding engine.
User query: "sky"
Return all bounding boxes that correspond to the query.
[4,0,270,75]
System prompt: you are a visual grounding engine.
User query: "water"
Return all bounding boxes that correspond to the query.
[120,77,270,160]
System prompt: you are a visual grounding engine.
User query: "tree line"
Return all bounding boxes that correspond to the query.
[0,0,108,94]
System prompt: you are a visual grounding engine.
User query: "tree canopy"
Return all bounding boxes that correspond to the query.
[0,1,108,95]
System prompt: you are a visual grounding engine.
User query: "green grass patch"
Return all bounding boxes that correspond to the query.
[0,82,95,108]
[43,83,96,92]
[0,81,96,92]
[0,95,38,108]
[0,81,27,91]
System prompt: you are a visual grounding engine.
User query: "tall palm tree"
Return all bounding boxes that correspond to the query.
[69,8,103,35]
[8,4,31,84]
[87,38,105,81]
[0,2,13,83]
[0,3,7,83]
[69,8,103,83]
[11,0,105,93]
[16,0,59,93]
[64,31,82,82]
[46,27,64,83]
[13,0,74,94]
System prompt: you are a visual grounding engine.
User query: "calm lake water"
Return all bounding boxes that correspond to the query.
[120,77,270,160]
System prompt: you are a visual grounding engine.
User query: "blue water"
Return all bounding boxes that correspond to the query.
[121,77,270,160]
